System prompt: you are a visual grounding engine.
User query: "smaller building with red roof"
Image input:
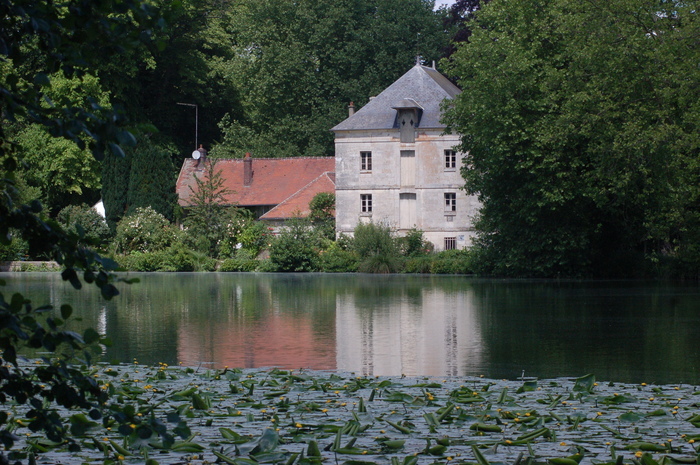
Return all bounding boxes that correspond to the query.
[175,154,335,228]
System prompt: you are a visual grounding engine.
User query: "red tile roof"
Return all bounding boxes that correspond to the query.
[176,157,335,218]
[261,172,336,220]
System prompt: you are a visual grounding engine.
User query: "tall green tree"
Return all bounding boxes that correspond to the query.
[445,0,700,277]
[183,159,237,256]
[215,0,452,158]
[101,149,132,231]
[126,138,179,221]
[100,0,244,156]
[102,138,179,229]
[0,0,182,460]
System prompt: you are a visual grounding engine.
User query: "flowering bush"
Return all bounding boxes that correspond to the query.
[56,204,111,248]
[216,213,254,258]
[114,207,179,254]
[232,221,270,257]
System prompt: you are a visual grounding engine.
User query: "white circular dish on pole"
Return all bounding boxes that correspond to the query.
[192,150,201,159]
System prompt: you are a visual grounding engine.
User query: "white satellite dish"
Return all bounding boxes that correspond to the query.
[192,150,201,159]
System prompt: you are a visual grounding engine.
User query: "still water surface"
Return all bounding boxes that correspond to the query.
[2,272,700,384]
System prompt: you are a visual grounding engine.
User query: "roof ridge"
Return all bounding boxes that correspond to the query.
[215,156,334,162]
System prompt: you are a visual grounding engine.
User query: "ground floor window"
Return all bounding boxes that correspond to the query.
[444,237,456,250]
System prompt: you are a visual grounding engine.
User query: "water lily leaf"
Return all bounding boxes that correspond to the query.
[232,458,260,465]
[517,381,538,393]
[171,441,205,452]
[220,427,243,441]
[333,447,366,455]
[307,440,322,456]
[385,392,415,403]
[379,439,405,449]
[602,394,637,404]
[470,423,503,433]
[619,412,642,422]
[626,442,669,452]
[252,451,292,463]
[573,375,596,393]
[250,428,279,455]
[472,444,491,465]
[548,458,579,465]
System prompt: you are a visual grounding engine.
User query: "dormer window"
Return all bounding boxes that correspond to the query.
[393,99,423,144]
[398,110,417,143]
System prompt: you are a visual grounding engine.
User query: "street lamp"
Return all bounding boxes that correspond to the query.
[176,102,198,149]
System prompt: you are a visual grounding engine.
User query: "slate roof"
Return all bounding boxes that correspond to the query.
[176,157,335,218]
[331,64,461,132]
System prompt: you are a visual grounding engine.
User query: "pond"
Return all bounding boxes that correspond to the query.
[2,272,700,384]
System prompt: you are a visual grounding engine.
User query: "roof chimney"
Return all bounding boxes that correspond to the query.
[244,152,253,186]
[348,102,355,117]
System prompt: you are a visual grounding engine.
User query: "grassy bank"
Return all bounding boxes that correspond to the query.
[6,363,700,465]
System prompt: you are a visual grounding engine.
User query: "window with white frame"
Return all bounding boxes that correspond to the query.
[444,193,456,212]
[445,237,457,250]
[445,150,456,169]
[361,194,373,213]
[361,151,372,171]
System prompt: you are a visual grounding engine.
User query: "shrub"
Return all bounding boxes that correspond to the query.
[0,233,29,261]
[239,221,272,256]
[219,249,258,272]
[116,243,214,271]
[403,256,433,273]
[358,254,401,274]
[56,204,111,248]
[318,241,359,272]
[430,249,475,274]
[397,228,433,257]
[269,219,319,272]
[353,222,401,273]
[216,212,256,258]
[309,192,335,240]
[114,207,178,254]
[255,258,277,272]
[219,257,258,272]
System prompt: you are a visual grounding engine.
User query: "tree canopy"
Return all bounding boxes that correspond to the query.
[214,0,453,158]
[445,0,700,277]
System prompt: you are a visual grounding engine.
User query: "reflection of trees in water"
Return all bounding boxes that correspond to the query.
[8,274,696,382]
[468,280,700,383]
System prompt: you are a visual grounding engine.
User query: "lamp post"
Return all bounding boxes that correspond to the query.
[176,102,198,149]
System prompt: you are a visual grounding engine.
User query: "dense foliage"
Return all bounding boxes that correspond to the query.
[212,0,454,158]
[56,204,111,249]
[445,0,700,278]
[0,0,172,462]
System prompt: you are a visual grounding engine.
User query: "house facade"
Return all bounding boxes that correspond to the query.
[332,63,480,251]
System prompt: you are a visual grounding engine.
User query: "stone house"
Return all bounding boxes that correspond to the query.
[332,63,480,251]
[175,154,335,229]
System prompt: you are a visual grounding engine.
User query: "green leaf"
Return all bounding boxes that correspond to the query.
[573,375,596,393]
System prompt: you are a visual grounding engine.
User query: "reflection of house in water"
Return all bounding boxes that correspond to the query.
[335,287,483,377]
[175,283,337,370]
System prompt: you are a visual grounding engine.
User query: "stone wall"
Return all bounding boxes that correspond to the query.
[0,261,61,272]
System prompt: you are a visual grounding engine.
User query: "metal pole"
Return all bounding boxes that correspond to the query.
[176,102,198,149]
